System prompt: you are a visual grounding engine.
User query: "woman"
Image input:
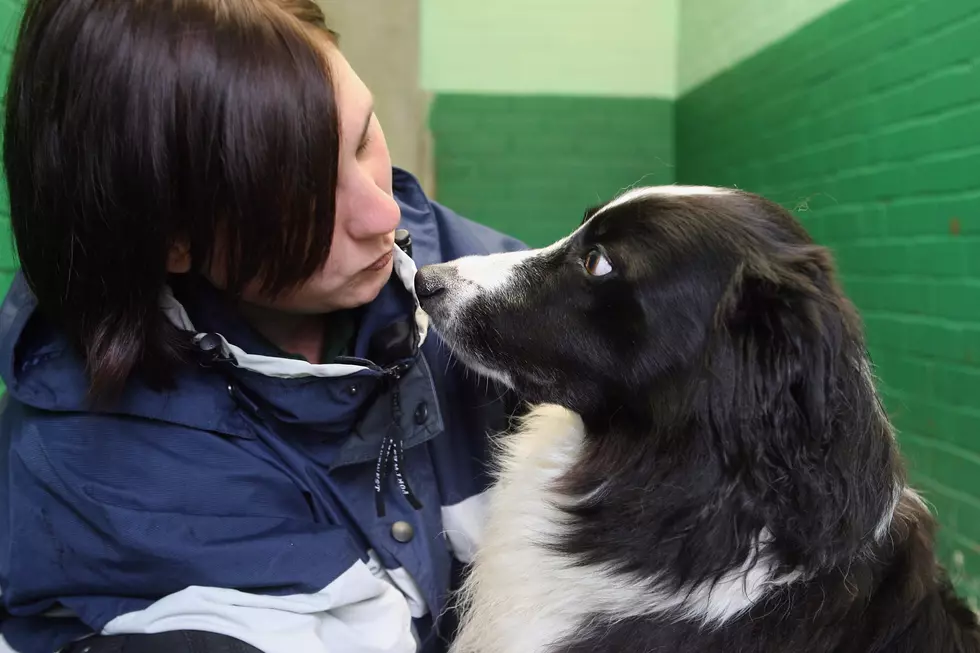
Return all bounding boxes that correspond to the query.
[0,1,525,652]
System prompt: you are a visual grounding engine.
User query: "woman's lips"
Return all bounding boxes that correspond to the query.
[365,250,393,272]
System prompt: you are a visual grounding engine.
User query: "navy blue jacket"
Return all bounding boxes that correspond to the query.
[0,169,526,653]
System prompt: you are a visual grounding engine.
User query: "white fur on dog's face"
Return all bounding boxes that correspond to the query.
[413,233,573,391]
[590,185,731,218]
[415,237,565,328]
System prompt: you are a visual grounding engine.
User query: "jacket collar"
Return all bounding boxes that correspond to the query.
[162,244,428,380]
[0,169,434,438]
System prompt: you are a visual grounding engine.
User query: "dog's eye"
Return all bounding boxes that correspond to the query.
[583,249,613,276]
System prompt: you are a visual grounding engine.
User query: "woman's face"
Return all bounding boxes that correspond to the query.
[179,45,403,315]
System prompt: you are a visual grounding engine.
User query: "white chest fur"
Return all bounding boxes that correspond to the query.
[449,404,796,653]
[450,404,590,653]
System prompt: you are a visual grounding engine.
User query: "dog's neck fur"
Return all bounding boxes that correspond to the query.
[450,404,808,653]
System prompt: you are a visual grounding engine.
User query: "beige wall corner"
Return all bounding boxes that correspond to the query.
[317,0,434,195]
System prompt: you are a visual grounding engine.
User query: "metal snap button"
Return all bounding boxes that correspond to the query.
[391,520,414,543]
[414,401,428,425]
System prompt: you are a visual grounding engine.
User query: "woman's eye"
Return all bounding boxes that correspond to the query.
[356,134,372,157]
[583,249,613,276]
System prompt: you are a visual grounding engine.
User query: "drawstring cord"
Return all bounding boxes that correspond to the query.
[374,365,423,517]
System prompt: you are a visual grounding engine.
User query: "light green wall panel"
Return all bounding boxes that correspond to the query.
[421,0,677,98]
[679,0,850,94]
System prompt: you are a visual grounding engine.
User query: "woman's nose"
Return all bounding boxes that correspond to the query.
[346,187,401,240]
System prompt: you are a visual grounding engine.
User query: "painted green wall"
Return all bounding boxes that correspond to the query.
[422,0,678,246]
[678,0,980,603]
[0,0,22,296]
[431,94,673,247]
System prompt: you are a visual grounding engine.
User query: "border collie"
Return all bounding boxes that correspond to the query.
[414,186,980,653]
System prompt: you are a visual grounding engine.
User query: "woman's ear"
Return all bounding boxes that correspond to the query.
[166,239,192,274]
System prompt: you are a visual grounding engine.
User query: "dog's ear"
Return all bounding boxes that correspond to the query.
[705,244,898,570]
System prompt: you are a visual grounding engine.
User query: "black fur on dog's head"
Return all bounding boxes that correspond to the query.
[416,185,900,576]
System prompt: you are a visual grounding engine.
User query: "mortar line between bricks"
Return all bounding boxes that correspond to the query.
[902,474,969,522]
[898,433,980,469]
[844,238,980,248]
[879,391,980,422]
[833,235,972,246]
[785,176,980,205]
[842,274,980,285]
[781,125,980,178]
[912,143,980,164]
[844,274,980,284]
[877,98,980,135]
[838,235,980,247]
[943,531,980,562]
[885,187,980,204]
[868,349,980,377]
[911,471,980,513]
[762,135,865,169]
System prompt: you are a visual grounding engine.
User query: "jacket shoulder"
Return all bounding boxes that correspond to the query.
[392,167,527,266]
[0,399,309,520]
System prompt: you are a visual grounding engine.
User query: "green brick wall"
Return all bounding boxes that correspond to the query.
[430,94,674,247]
[678,0,980,603]
[0,0,22,295]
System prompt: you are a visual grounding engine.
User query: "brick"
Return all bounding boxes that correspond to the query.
[863,314,906,350]
[934,364,980,410]
[934,283,980,323]
[933,446,980,501]
[934,405,980,454]
[884,197,980,238]
[902,153,980,195]
[939,106,980,150]
[867,123,934,163]
[887,355,935,403]
[956,501,980,550]
[906,240,969,278]
[898,432,935,477]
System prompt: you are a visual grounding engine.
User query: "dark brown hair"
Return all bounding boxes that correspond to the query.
[3,0,340,404]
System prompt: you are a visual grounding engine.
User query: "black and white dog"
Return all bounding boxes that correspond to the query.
[415,186,980,653]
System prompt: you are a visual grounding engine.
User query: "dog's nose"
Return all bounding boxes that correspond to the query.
[414,266,448,300]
